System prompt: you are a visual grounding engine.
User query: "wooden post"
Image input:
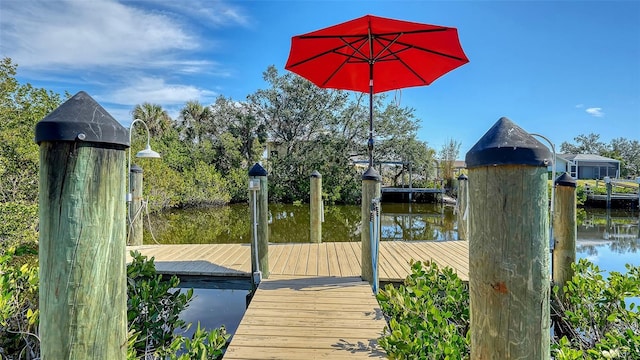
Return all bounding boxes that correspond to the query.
[466,117,551,360]
[605,176,612,209]
[128,164,144,246]
[361,167,381,284]
[408,161,413,202]
[249,163,269,279]
[637,176,640,209]
[457,173,468,240]
[310,170,322,243]
[35,91,128,359]
[552,173,577,293]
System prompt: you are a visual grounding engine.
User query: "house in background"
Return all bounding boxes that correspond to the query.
[551,154,620,179]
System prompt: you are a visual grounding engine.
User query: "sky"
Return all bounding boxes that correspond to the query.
[1,0,639,157]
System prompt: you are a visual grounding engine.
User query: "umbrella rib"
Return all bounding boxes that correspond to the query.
[396,40,468,61]
[371,33,402,63]
[374,35,468,62]
[286,36,369,69]
[321,37,370,87]
[368,37,428,84]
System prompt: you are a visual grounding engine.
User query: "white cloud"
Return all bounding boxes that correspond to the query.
[105,77,217,106]
[575,104,584,108]
[153,0,251,27]
[0,0,244,113]
[585,107,604,117]
[0,0,247,72]
[0,0,200,69]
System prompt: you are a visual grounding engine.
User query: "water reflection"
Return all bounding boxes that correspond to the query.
[576,208,639,256]
[145,203,458,244]
[145,203,639,258]
[381,203,457,241]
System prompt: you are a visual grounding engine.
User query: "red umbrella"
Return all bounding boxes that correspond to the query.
[285,14,469,168]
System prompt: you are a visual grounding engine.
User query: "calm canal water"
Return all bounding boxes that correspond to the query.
[150,203,639,337]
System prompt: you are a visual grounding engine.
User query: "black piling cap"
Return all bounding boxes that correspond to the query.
[310,170,322,178]
[249,163,268,176]
[35,91,129,147]
[362,166,381,181]
[465,117,551,168]
[555,172,577,188]
[457,173,468,181]
[130,164,143,173]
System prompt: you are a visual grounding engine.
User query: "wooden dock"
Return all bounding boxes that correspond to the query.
[127,241,469,359]
[381,187,443,194]
[127,241,469,282]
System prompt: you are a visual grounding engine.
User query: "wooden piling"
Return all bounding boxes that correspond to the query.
[552,173,577,293]
[457,173,468,240]
[128,164,144,246]
[249,163,269,278]
[605,176,612,209]
[310,170,322,243]
[466,117,551,360]
[35,91,128,359]
[361,167,381,284]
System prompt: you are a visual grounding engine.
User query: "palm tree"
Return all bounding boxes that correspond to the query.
[131,103,172,137]
[179,100,212,144]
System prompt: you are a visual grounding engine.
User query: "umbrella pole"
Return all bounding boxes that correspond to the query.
[368,62,374,168]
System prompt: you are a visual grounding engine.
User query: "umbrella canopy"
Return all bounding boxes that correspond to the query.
[285,14,469,168]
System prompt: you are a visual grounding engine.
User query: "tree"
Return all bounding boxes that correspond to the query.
[609,137,640,177]
[560,133,640,177]
[438,138,461,191]
[208,96,267,170]
[249,66,353,202]
[560,133,607,155]
[132,102,172,138]
[248,65,435,203]
[0,57,64,204]
[178,100,212,145]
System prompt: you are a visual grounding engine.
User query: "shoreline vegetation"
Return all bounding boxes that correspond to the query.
[377,260,639,359]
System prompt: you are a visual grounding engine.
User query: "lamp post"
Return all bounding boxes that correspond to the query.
[127,119,160,246]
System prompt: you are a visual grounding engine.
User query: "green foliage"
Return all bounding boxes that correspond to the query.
[183,162,231,207]
[576,185,588,205]
[226,167,250,203]
[438,138,462,190]
[376,260,470,359]
[0,57,64,204]
[157,322,229,360]
[0,247,40,360]
[377,259,639,359]
[551,259,640,359]
[126,251,229,359]
[127,251,194,354]
[0,203,38,248]
[1,249,228,359]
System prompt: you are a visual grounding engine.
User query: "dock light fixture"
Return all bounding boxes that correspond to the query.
[127,119,160,202]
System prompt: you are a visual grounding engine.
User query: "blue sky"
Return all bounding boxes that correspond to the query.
[1,0,638,156]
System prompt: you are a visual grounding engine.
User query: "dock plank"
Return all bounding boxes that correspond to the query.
[224,275,385,360]
[128,241,470,281]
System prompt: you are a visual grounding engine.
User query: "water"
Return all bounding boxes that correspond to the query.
[575,207,639,274]
[177,288,249,338]
[148,203,638,337]
[144,203,457,244]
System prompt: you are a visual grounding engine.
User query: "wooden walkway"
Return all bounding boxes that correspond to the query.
[223,276,386,359]
[127,241,469,359]
[127,241,469,282]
